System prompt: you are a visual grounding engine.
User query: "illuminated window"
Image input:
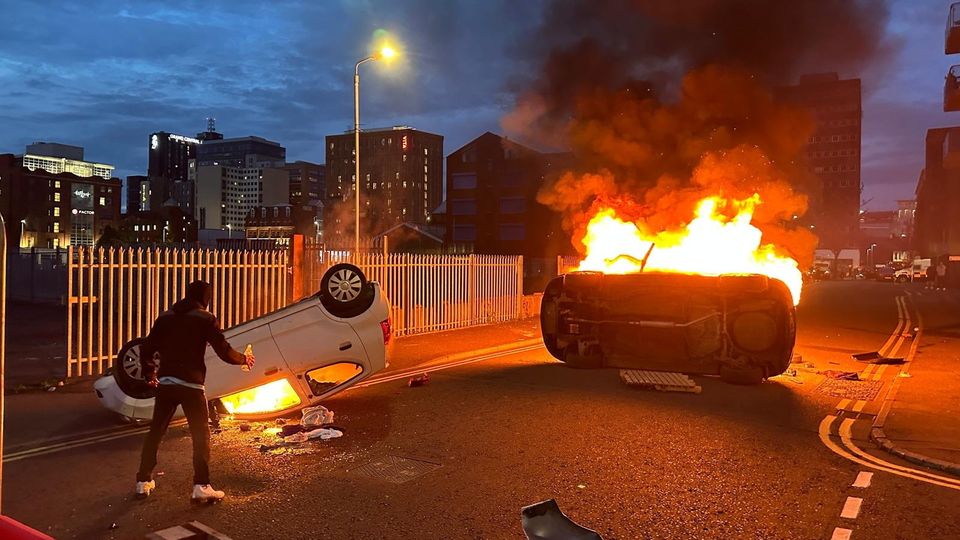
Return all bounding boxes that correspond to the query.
[54,181,60,188]
[99,197,106,206]
[53,207,60,217]
[54,192,61,202]
[53,222,60,233]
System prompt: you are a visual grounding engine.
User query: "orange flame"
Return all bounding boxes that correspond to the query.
[219,379,302,415]
[577,195,803,304]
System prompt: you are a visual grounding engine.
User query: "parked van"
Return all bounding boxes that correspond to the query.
[894,259,931,282]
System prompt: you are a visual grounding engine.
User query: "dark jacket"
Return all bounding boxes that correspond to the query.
[142,297,246,386]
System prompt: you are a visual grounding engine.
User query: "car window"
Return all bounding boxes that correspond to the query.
[305,362,363,395]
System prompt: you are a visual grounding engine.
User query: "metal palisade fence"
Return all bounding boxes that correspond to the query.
[66,243,525,378]
[304,244,524,337]
[66,246,288,378]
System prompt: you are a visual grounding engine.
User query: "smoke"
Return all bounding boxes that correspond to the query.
[505,0,892,266]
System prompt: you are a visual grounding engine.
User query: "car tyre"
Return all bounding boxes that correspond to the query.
[319,263,371,318]
[719,364,765,385]
[113,338,158,400]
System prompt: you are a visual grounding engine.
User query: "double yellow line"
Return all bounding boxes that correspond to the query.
[817,295,960,490]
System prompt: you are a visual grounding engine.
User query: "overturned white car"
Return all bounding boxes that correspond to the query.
[95,264,391,422]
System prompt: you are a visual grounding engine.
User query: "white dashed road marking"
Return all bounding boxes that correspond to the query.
[852,471,873,488]
[840,497,863,520]
[831,527,853,540]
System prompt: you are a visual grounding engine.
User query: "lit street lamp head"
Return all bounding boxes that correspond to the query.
[377,45,397,61]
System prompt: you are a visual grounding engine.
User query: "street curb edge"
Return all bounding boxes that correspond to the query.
[870,426,960,477]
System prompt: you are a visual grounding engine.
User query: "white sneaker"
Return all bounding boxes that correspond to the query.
[135,480,156,498]
[191,484,225,504]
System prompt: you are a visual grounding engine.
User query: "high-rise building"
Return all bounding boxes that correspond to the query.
[146,132,201,216]
[324,126,443,244]
[126,175,151,213]
[21,141,114,180]
[196,136,285,168]
[0,153,121,249]
[775,73,862,249]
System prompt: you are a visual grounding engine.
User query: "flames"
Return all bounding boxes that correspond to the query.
[576,194,803,304]
[219,379,302,415]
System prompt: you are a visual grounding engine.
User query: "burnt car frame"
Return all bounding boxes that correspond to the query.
[540,271,796,384]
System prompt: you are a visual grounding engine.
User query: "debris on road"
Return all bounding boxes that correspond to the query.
[147,520,233,540]
[238,423,251,432]
[852,351,904,365]
[301,405,335,428]
[521,499,603,540]
[281,424,306,437]
[822,370,860,381]
[619,369,702,394]
[791,353,804,364]
[408,373,430,387]
[852,351,880,361]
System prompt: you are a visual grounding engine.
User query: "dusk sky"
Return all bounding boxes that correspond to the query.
[0,0,954,210]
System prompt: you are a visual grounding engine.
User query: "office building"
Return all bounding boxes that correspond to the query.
[21,141,114,180]
[196,136,285,168]
[775,73,862,249]
[126,175,151,213]
[0,153,121,249]
[284,161,324,206]
[445,132,571,258]
[324,126,443,245]
[914,128,960,271]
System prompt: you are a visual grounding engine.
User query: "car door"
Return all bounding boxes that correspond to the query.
[268,299,370,401]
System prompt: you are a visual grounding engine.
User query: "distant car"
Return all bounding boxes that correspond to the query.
[95,264,391,423]
[876,266,895,282]
[540,272,796,385]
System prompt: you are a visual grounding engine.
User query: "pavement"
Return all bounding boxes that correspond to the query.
[2,283,960,538]
[870,285,960,473]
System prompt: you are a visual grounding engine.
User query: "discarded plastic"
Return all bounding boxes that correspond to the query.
[305,427,343,440]
[301,405,335,428]
[823,370,859,381]
[408,373,430,387]
[521,499,602,540]
[283,431,309,444]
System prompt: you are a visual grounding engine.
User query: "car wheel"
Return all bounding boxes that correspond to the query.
[319,263,371,317]
[561,345,602,369]
[719,364,765,385]
[113,338,158,399]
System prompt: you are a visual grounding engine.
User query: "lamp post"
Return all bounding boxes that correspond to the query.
[314,218,321,243]
[19,219,25,249]
[353,44,397,253]
[227,224,232,239]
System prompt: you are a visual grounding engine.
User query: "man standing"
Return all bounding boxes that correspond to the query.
[936,260,948,291]
[135,280,255,503]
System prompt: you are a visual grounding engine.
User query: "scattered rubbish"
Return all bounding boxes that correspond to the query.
[822,370,860,381]
[263,427,282,436]
[576,484,586,489]
[865,357,904,365]
[275,418,287,425]
[852,351,904,365]
[46,386,56,392]
[238,423,251,432]
[852,351,881,361]
[521,499,603,540]
[898,371,912,378]
[619,369,701,394]
[109,523,119,530]
[281,424,305,437]
[408,373,430,387]
[283,431,309,444]
[305,427,343,441]
[301,405,335,428]
[790,353,804,364]
[784,368,798,377]
[156,471,165,477]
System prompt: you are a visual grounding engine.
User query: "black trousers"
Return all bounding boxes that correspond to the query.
[137,383,210,485]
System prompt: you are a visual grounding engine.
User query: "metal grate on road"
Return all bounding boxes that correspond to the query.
[816,378,883,401]
[620,369,702,394]
[352,455,442,484]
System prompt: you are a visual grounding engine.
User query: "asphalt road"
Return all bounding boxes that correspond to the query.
[4,280,960,539]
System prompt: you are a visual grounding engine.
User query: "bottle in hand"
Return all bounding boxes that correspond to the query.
[242,344,253,372]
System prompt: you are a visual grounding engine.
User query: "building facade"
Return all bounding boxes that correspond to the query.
[324,126,443,245]
[117,203,198,245]
[244,203,323,247]
[21,141,114,180]
[775,73,862,250]
[147,132,200,215]
[914,127,960,264]
[0,154,121,249]
[126,175,151,213]
[445,132,571,258]
[284,161,324,206]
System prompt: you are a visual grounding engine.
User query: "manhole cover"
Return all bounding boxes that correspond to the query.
[816,378,883,400]
[352,455,441,484]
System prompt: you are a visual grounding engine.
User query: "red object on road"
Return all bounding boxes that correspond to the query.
[0,516,54,539]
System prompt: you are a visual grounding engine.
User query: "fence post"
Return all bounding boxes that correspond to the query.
[517,255,524,319]
[291,234,304,302]
[468,254,477,325]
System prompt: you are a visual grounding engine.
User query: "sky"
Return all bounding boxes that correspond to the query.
[0,0,954,211]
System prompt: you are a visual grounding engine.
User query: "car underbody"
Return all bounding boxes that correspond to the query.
[540,272,796,384]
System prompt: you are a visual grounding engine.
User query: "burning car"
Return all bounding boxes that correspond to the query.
[95,263,391,422]
[540,271,796,384]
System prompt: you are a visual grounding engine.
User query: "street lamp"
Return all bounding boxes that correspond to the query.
[314,218,321,243]
[19,219,26,249]
[227,224,232,239]
[353,43,398,253]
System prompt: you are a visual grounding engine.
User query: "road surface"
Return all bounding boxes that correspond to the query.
[3,280,959,539]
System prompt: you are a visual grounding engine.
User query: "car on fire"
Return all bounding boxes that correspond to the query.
[540,271,796,385]
[94,263,391,423]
